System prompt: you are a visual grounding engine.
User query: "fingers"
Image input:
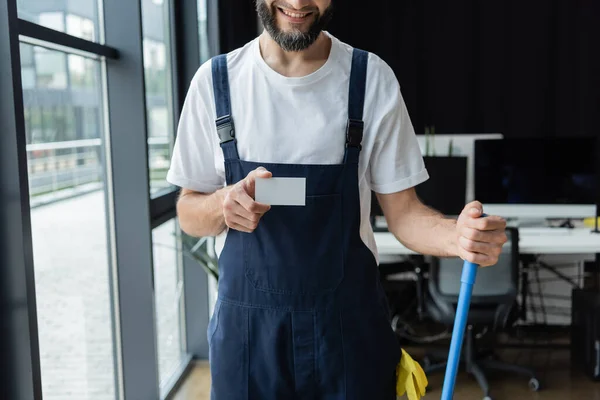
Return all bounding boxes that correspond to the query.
[460,226,508,244]
[458,236,502,259]
[460,200,507,231]
[457,200,508,267]
[463,214,506,231]
[457,247,497,267]
[226,220,254,234]
[224,192,259,222]
[234,184,271,214]
[223,170,272,232]
[457,229,506,267]
[456,227,506,266]
[243,167,273,198]
[223,202,260,232]
[464,201,483,216]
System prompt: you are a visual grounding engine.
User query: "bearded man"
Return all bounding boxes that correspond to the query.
[167,1,507,398]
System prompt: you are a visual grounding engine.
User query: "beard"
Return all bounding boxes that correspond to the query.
[256,1,334,52]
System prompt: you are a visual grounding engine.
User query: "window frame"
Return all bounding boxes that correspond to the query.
[0,2,43,398]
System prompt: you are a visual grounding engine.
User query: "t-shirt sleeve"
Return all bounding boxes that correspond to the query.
[366,56,429,194]
[166,62,225,193]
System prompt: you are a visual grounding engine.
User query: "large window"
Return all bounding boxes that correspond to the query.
[2,0,214,397]
[142,0,175,197]
[21,43,116,400]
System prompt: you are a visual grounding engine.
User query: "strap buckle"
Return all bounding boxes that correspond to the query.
[346,119,364,149]
[216,115,235,143]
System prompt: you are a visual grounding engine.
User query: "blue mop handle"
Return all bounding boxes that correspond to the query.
[440,214,486,400]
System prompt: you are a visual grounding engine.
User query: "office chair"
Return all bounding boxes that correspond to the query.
[422,227,541,400]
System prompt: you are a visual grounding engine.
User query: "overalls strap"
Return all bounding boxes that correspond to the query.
[211,54,239,161]
[345,48,369,165]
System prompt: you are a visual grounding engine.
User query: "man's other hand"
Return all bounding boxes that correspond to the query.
[455,201,507,267]
[223,167,272,233]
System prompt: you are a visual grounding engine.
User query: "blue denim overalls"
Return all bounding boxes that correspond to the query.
[207,48,401,400]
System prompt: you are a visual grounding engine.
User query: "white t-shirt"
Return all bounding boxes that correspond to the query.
[166,32,429,264]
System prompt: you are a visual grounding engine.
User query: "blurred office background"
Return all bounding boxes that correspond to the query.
[2,1,600,400]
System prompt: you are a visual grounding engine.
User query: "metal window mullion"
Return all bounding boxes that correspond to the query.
[207,0,221,57]
[166,0,178,141]
[0,1,42,399]
[103,0,160,399]
[18,19,119,60]
[172,0,200,117]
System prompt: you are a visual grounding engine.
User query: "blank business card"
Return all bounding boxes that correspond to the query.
[255,177,306,206]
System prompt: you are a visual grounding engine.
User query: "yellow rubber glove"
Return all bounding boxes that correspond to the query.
[396,349,428,400]
[583,217,600,228]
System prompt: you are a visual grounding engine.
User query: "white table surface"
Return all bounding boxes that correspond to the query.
[375,227,600,256]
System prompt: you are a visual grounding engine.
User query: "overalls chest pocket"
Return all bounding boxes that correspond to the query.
[243,192,345,295]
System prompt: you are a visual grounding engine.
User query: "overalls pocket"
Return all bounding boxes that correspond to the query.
[244,193,344,295]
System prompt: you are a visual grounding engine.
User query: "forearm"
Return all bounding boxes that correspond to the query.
[176,187,231,237]
[388,201,459,258]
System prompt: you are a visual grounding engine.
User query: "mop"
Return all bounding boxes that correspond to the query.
[440,213,488,400]
[395,215,486,400]
[439,257,480,400]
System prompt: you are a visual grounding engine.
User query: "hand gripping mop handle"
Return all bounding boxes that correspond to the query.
[440,214,486,400]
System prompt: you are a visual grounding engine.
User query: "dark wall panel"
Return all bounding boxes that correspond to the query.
[326,0,600,139]
[218,0,257,53]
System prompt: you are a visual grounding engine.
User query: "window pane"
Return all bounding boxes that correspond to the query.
[17,0,102,43]
[21,43,116,400]
[69,54,97,89]
[152,219,186,392]
[35,47,68,89]
[142,0,175,196]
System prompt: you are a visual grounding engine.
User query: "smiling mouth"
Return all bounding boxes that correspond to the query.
[277,7,313,21]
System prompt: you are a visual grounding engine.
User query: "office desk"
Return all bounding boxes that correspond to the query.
[376,227,600,324]
[375,227,600,256]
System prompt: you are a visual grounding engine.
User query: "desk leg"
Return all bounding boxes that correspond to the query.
[410,255,426,321]
[597,253,600,290]
[587,253,600,290]
[576,255,599,290]
[595,253,600,290]
[521,265,528,320]
[520,255,534,321]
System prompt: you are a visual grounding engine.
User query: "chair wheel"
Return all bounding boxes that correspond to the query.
[529,377,541,391]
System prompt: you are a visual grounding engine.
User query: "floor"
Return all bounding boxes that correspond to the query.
[30,192,183,399]
[172,348,600,400]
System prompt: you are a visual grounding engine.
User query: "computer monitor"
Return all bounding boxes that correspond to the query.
[474,137,597,207]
